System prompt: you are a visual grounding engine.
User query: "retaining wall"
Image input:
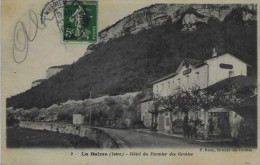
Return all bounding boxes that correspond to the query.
[19,121,118,148]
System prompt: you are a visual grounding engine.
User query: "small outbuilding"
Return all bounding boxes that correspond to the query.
[73,114,84,125]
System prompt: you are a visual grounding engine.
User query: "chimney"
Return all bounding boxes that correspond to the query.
[212,47,217,57]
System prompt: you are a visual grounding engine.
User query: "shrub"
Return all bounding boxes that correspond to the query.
[22,108,40,121]
[6,113,19,127]
[57,111,72,122]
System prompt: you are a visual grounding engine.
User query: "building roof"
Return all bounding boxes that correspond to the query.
[206,53,251,67]
[152,58,204,85]
[152,53,250,85]
[206,75,257,91]
[32,79,46,83]
[48,64,69,69]
[151,72,178,85]
[183,58,203,66]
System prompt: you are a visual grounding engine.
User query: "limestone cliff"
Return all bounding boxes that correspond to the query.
[97,4,256,43]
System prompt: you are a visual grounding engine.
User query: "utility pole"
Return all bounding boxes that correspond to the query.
[89,91,92,125]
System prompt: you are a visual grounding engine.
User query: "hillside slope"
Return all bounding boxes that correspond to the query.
[7,6,257,109]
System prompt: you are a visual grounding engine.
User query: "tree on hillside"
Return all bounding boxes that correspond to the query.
[148,96,161,132]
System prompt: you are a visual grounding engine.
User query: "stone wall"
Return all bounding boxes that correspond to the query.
[19,121,118,148]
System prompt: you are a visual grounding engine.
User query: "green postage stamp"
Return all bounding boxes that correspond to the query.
[63,0,97,42]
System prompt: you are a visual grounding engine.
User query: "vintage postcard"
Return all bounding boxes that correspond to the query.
[1,0,259,165]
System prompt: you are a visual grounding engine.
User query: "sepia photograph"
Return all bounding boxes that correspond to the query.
[1,0,259,165]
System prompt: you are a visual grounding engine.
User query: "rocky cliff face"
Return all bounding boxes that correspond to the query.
[97,4,256,43]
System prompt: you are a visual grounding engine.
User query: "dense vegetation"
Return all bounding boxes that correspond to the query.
[7,8,257,109]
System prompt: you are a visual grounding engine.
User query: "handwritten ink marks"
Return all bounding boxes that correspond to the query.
[13,0,65,64]
[13,0,98,63]
[13,10,45,63]
[13,0,67,64]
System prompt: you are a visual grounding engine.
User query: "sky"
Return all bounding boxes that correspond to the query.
[2,0,150,98]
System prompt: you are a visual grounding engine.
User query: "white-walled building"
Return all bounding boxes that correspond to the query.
[32,79,46,87]
[46,65,68,79]
[151,52,253,137]
[152,53,248,97]
[73,114,84,125]
[31,65,68,88]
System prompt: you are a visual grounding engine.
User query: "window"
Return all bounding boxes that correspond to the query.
[196,72,200,80]
[195,72,200,86]
[183,68,191,75]
[220,63,233,69]
[229,71,234,77]
[156,85,158,93]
